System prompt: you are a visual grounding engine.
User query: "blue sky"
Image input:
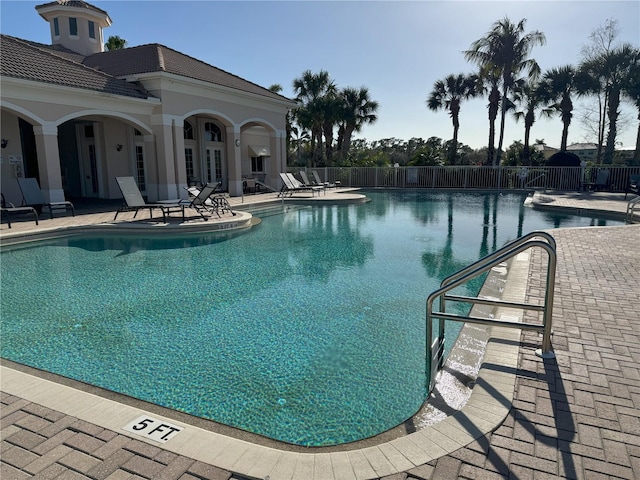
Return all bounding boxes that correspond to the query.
[1,0,639,150]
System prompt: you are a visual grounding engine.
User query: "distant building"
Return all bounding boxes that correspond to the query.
[566,143,599,163]
[533,143,559,160]
[1,0,296,204]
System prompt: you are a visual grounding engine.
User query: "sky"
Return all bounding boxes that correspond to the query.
[1,0,639,150]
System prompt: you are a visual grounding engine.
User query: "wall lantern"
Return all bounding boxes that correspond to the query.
[235,139,241,147]
[116,144,123,151]
[1,139,8,149]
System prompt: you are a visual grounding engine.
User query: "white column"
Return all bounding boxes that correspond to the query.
[33,123,65,203]
[226,125,242,197]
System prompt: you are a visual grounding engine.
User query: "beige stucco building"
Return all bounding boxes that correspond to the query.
[1,0,296,205]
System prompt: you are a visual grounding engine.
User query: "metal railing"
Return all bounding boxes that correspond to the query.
[627,196,640,223]
[298,166,640,192]
[425,231,557,394]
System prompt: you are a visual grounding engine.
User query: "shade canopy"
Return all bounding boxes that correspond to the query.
[249,145,270,157]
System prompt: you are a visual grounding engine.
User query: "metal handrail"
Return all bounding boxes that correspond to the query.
[425,231,556,393]
[626,196,640,223]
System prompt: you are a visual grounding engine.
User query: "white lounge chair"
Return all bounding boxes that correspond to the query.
[114,176,184,223]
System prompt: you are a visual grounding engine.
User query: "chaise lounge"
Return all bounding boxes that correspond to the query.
[17,177,75,219]
[1,193,39,228]
[114,176,185,223]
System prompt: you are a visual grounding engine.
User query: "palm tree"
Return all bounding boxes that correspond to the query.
[104,35,127,51]
[596,44,638,163]
[336,87,379,164]
[465,17,546,165]
[511,79,548,165]
[622,48,640,163]
[292,70,336,167]
[427,73,478,164]
[540,66,578,151]
[476,66,502,165]
[268,84,283,93]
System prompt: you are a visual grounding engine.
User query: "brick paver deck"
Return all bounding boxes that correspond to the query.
[2,192,639,479]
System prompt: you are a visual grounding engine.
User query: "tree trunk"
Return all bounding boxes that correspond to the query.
[495,93,508,165]
[603,88,620,164]
[487,87,500,166]
[635,110,640,163]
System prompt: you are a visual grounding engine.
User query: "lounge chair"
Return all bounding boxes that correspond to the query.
[181,183,220,220]
[299,171,325,193]
[287,173,323,196]
[1,193,39,228]
[183,182,235,218]
[114,176,185,223]
[625,174,639,199]
[17,177,75,219]
[278,172,312,197]
[312,170,340,188]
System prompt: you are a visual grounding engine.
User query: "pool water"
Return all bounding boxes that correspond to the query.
[0,192,621,446]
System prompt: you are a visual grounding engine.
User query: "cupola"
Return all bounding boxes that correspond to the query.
[36,0,111,56]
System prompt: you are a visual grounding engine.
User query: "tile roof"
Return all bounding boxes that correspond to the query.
[0,35,153,100]
[35,0,109,18]
[82,44,293,102]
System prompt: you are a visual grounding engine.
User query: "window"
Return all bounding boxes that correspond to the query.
[251,156,265,173]
[69,17,77,36]
[135,146,146,192]
[204,122,222,142]
[88,21,95,39]
[53,18,59,36]
[183,121,194,140]
[214,150,222,181]
[185,148,194,180]
[84,125,94,138]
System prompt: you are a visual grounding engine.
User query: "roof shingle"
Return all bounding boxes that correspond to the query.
[0,35,153,99]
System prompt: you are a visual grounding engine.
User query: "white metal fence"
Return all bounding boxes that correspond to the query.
[294,165,640,192]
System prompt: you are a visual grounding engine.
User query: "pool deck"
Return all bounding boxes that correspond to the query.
[1,190,639,479]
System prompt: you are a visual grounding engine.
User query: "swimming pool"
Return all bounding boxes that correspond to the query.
[0,191,622,446]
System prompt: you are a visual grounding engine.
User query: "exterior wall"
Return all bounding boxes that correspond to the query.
[0,110,25,205]
[1,62,292,202]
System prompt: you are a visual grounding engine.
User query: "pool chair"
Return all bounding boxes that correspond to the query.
[286,173,323,196]
[183,182,234,218]
[278,172,309,197]
[1,193,39,228]
[17,177,75,219]
[299,171,325,193]
[312,170,341,188]
[589,169,610,191]
[625,174,639,199]
[114,176,185,223]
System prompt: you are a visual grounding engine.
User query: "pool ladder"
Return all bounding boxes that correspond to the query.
[425,231,557,394]
[626,196,640,223]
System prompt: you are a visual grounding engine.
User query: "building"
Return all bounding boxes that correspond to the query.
[0,0,296,205]
[566,143,599,163]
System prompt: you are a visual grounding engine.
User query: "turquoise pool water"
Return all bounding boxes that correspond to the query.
[0,192,622,446]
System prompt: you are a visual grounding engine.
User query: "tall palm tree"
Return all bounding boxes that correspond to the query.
[319,92,342,166]
[292,70,336,167]
[268,84,283,93]
[465,17,546,165]
[104,35,127,51]
[511,79,548,165]
[427,73,478,164]
[540,65,578,151]
[622,48,640,163]
[596,44,638,163]
[476,66,503,165]
[336,87,379,164]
